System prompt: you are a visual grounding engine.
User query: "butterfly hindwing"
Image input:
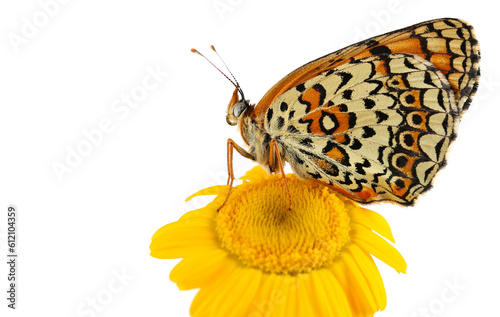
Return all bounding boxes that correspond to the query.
[265,53,457,204]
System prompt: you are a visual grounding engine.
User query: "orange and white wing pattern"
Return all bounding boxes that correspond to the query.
[261,18,480,205]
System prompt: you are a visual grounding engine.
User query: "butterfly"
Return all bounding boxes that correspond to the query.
[195,18,480,206]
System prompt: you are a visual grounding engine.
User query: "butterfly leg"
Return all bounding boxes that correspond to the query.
[218,138,254,212]
[269,139,292,210]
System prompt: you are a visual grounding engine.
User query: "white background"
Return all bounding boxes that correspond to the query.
[1,0,499,316]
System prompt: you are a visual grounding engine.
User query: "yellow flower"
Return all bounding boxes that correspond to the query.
[150,166,406,317]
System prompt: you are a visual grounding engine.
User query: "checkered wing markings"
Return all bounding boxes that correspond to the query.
[265,53,457,204]
[255,18,480,118]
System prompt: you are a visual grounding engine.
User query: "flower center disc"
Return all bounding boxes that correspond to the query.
[216,174,351,275]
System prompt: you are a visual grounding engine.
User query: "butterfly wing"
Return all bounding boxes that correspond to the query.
[265,53,455,204]
[259,18,480,205]
[254,18,480,118]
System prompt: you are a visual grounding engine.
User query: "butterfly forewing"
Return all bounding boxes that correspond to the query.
[256,18,479,205]
[255,18,479,118]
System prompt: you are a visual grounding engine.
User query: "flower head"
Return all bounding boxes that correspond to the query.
[150,166,406,316]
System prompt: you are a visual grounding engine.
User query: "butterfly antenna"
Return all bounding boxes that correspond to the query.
[210,45,245,100]
[191,48,239,91]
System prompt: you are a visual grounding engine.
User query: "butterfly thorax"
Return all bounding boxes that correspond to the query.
[226,85,285,175]
[240,114,283,174]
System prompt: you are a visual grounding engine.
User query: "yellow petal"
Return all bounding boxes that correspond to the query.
[295,274,317,317]
[190,264,241,317]
[170,248,234,290]
[151,216,214,239]
[341,247,379,312]
[349,206,395,243]
[180,188,228,222]
[150,224,218,259]
[178,205,218,222]
[346,243,387,310]
[262,274,290,317]
[351,224,407,274]
[185,185,229,202]
[329,255,374,316]
[319,269,353,317]
[309,269,343,316]
[191,265,260,317]
[283,276,301,317]
[214,267,263,317]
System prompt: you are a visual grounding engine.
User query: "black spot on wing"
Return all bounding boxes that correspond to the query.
[423,164,434,183]
[403,57,420,70]
[348,113,357,128]
[367,80,384,95]
[405,94,415,104]
[442,19,457,28]
[364,98,376,109]
[335,72,354,94]
[350,138,362,150]
[338,171,354,186]
[442,114,449,133]
[296,83,306,92]
[300,138,314,148]
[276,116,285,130]
[369,45,392,56]
[410,112,423,125]
[403,133,415,147]
[375,111,389,123]
[423,71,437,87]
[266,108,274,128]
[434,137,446,162]
[342,89,353,100]
[395,155,408,168]
[394,179,405,189]
[362,126,376,138]
[355,158,371,175]
[308,172,322,179]
[338,104,348,112]
[287,125,299,134]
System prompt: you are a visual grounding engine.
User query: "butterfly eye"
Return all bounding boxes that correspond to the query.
[233,101,248,117]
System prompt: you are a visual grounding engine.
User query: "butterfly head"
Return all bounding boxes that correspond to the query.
[226,87,251,126]
[191,46,252,126]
